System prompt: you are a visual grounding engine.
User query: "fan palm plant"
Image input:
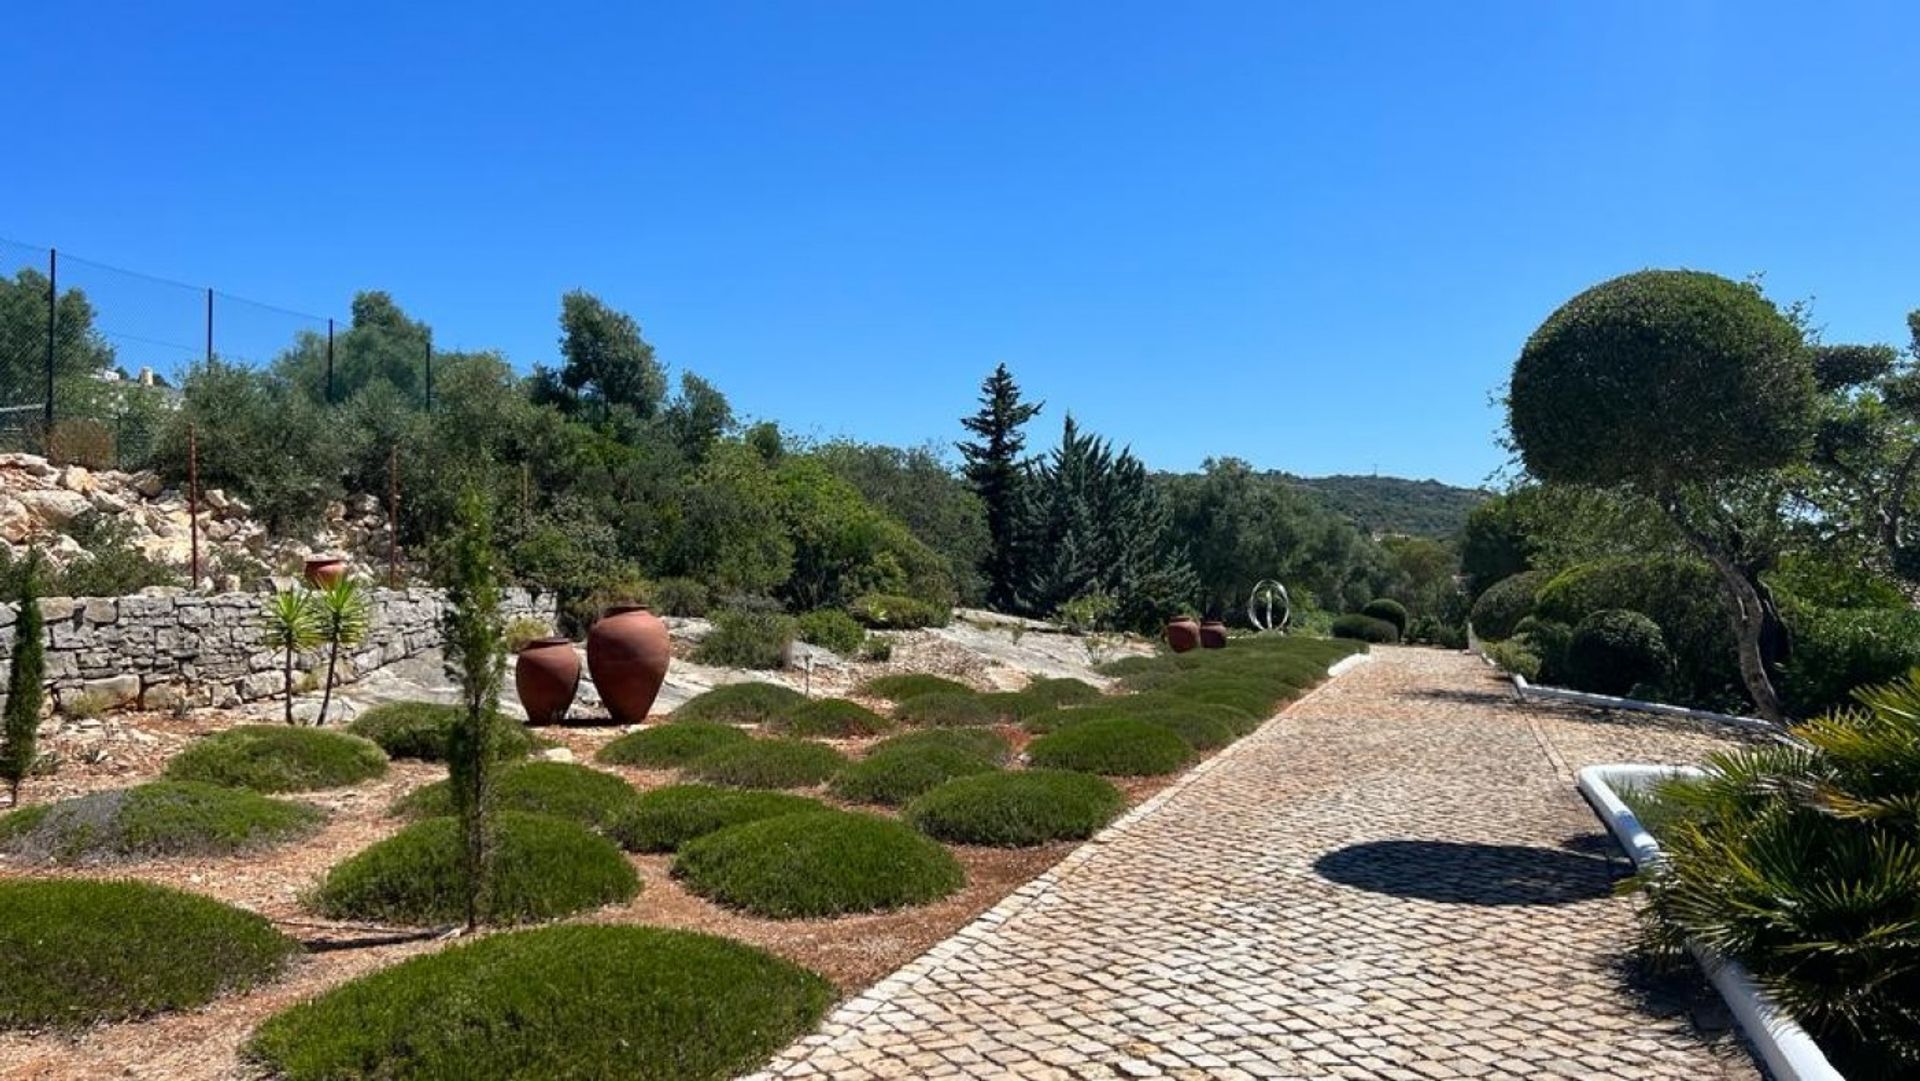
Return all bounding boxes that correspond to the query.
[260,588,323,725]
[313,578,373,728]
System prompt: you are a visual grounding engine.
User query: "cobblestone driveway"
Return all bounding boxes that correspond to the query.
[749,647,1764,1080]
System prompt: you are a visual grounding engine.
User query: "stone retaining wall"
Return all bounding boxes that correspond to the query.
[0,587,554,712]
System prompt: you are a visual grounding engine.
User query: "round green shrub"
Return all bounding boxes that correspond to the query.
[0,781,322,864]
[1532,557,1739,705]
[391,762,639,837]
[312,811,639,926]
[794,609,866,655]
[1512,615,1574,685]
[246,925,832,1081]
[1022,677,1102,707]
[164,725,388,793]
[829,744,999,805]
[978,690,1057,724]
[686,738,848,789]
[614,785,827,853]
[1136,710,1241,751]
[859,672,972,700]
[1565,609,1672,697]
[1026,718,1193,776]
[1782,604,1920,718]
[1469,570,1549,641]
[1359,598,1409,635]
[893,692,997,727]
[1330,613,1398,644]
[596,722,750,768]
[870,727,1012,763]
[0,879,297,1028]
[770,697,892,738]
[670,682,805,725]
[675,809,964,918]
[905,770,1125,847]
[345,701,538,761]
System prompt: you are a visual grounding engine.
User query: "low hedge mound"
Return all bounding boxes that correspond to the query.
[615,785,827,852]
[164,725,388,793]
[392,762,640,838]
[770,698,892,738]
[0,781,323,864]
[1359,598,1409,635]
[870,727,1012,763]
[978,690,1053,724]
[1022,677,1103,707]
[0,879,297,1028]
[596,722,749,768]
[894,692,997,727]
[1136,710,1240,751]
[1331,613,1399,644]
[1026,718,1193,776]
[345,702,538,761]
[671,682,805,725]
[312,811,639,926]
[686,738,848,789]
[829,744,1000,805]
[675,809,965,918]
[246,925,832,1081]
[859,673,972,701]
[906,769,1125,847]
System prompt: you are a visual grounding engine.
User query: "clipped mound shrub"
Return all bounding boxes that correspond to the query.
[1026,718,1193,776]
[1511,615,1574,686]
[1469,569,1548,641]
[978,690,1056,724]
[596,722,749,768]
[346,702,538,761]
[893,692,997,727]
[859,673,972,701]
[392,762,639,837]
[312,812,639,926]
[1330,613,1399,644]
[614,785,826,853]
[870,727,1012,763]
[906,769,1125,847]
[670,682,805,725]
[1360,598,1409,636]
[0,879,297,1028]
[1022,677,1102,707]
[686,738,848,789]
[794,609,866,656]
[164,725,387,793]
[247,925,832,1081]
[770,697,892,738]
[0,781,322,864]
[1533,556,1738,705]
[1564,609,1671,697]
[675,809,964,918]
[847,593,950,629]
[1136,710,1241,751]
[829,744,999,805]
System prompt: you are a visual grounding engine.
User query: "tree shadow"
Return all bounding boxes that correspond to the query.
[1313,840,1619,906]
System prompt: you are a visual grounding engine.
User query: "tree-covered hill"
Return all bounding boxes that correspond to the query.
[1282,474,1489,538]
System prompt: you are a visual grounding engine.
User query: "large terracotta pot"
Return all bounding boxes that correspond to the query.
[1199,620,1229,650]
[516,636,580,725]
[304,557,347,590]
[1165,616,1202,654]
[586,605,671,724]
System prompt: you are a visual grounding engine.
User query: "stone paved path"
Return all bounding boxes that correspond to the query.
[749,647,1765,1080]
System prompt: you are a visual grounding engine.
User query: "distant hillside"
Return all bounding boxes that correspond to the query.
[1283,474,1489,538]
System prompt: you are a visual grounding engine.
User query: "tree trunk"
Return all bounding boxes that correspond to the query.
[283,644,295,725]
[317,637,341,728]
[1661,494,1789,726]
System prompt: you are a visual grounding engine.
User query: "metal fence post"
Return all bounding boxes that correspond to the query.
[205,288,214,365]
[44,248,56,460]
[326,318,335,402]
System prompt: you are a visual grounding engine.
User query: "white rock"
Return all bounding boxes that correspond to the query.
[17,488,91,526]
[131,472,165,498]
[0,497,31,543]
[57,465,93,494]
[203,488,230,511]
[89,490,128,515]
[539,747,575,764]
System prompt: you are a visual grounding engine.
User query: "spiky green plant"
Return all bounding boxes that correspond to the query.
[313,578,373,728]
[260,587,323,726]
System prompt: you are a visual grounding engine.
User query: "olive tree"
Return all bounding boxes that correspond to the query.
[1508,269,1815,722]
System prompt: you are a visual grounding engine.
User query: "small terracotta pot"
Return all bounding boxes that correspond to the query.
[516,636,581,725]
[586,605,671,724]
[1165,616,1202,654]
[304,557,347,590]
[1199,620,1229,650]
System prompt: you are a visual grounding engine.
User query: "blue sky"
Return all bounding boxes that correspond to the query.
[5,2,1916,487]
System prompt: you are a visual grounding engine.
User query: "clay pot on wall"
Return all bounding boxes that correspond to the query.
[304,557,347,590]
[516,636,581,725]
[586,605,671,725]
[1199,620,1229,650]
[1165,616,1202,654]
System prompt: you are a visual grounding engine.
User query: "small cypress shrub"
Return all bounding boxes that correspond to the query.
[1359,598,1409,636]
[0,553,46,805]
[693,610,796,669]
[686,738,848,789]
[596,722,749,768]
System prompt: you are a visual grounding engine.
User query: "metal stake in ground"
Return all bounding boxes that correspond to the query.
[188,422,201,589]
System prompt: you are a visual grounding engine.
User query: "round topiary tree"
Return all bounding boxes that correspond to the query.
[1508,269,1815,723]
[1565,609,1672,697]
[1330,614,1399,645]
[1359,599,1409,636]
[1469,570,1548,641]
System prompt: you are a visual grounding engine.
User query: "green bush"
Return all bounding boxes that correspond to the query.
[847,593,951,630]
[247,925,832,1081]
[596,722,749,768]
[1026,718,1193,776]
[686,738,848,789]
[1564,609,1670,697]
[0,781,322,863]
[1481,638,1543,681]
[1469,569,1549,641]
[978,690,1055,724]
[670,682,805,725]
[859,672,972,700]
[346,701,538,761]
[794,609,866,655]
[392,762,640,838]
[674,809,964,918]
[893,692,997,727]
[1359,598,1409,635]
[614,785,826,853]
[1781,605,1920,718]
[1532,557,1740,707]
[767,697,891,738]
[1022,677,1103,707]
[312,812,639,926]
[870,727,1012,763]
[829,744,999,805]
[1330,614,1398,644]
[164,725,388,793]
[1136,710,1241,751]
[906,770,1125,847]
[693,609,797,669]
[0,879,297,1028]
[1512,616,1574,685]
[650,576,712,618]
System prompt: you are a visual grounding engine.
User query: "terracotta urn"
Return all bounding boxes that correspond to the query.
[516,636,581,725]
[304,557,347,590]
[586,604,671,724]
[1165,616,1202,654]
[1199,620,1229,650]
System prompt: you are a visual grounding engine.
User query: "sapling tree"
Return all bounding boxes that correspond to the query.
[259,587,322,725]
[312,578,372,727]
[0,552,46,805]
[958,363,1043,613]
[441,487,506,930]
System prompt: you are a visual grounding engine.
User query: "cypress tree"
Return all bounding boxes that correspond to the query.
[1,552,46,805]
[441,489,505,929]
[958,364,1043,613]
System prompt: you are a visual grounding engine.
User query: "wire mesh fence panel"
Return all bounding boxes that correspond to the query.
[0,239,58,456]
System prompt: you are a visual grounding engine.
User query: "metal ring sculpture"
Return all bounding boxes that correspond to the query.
[1247,579,1291,633]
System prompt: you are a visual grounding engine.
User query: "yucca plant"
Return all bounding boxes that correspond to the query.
[260,588,323,726]
[312,578,373,728]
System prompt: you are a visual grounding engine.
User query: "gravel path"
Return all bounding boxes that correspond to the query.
[748,646,1764,1080]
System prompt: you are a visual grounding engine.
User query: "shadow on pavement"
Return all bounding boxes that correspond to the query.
[1314,839,1618,906]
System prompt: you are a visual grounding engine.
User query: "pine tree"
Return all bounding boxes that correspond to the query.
[0,552,46,805]
[958,364,1043,613]
[441,488,506,930]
